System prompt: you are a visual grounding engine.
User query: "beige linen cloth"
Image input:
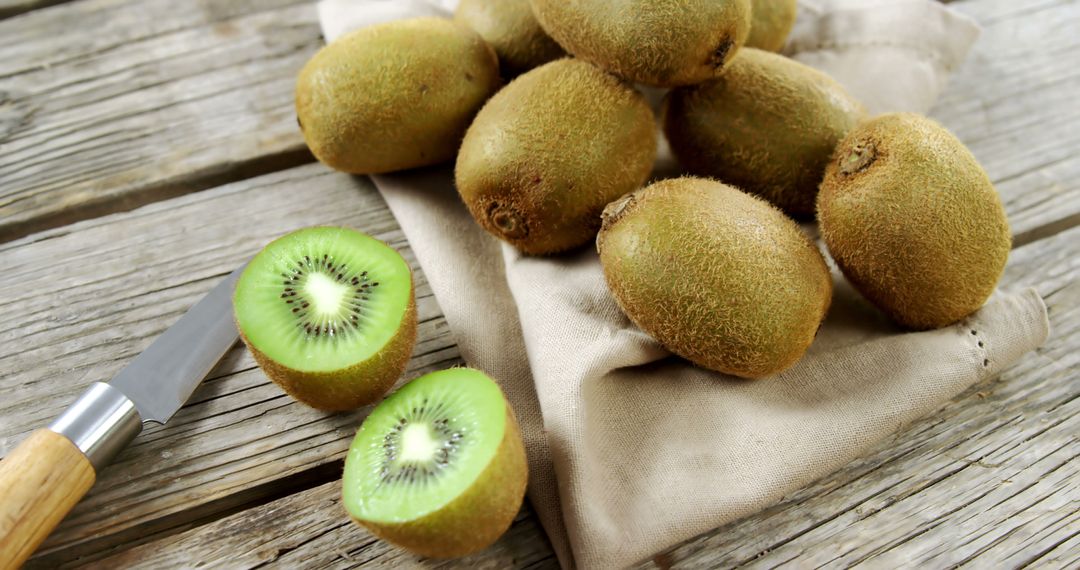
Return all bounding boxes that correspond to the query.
[316,1,1050,568]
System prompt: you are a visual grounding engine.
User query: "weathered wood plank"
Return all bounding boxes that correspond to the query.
[0,0,72,21]
[2,0,1078,249]
[639,224,1079,570]
[70,219,1078,570]
[0,0,319,242]
[928,0,1080,246]
[0,0,1075,567]
[0,164,461,566]
[96,484,558,570]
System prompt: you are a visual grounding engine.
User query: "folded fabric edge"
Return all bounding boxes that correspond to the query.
[606,289,1050,569]
[369,170,576,569]
[967,287,1050,380]
[785,0,982,72]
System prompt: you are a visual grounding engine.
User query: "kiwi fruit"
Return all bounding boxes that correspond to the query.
[747,0,798,52]
[817,113,1011,330]
[455,0,565,77]
[234,227,417,411]
[529,0,752,87]
[342,367,527,558]
[456,58,656,255]
[597,177,832,378]
[663,48,864,217]
[295,18,500,175]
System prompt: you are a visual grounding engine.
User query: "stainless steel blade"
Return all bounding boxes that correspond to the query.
[110,265,245,423]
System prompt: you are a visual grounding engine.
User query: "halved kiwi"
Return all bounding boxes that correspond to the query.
[233,226,417,411]
[342,367,528,558]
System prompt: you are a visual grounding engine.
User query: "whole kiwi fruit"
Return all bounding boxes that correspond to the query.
[343,367,527,558]
[747,0,798,52]
[663,48,864,217]
[597,177,833,378]
[456,59,656,255]
[529,0,752,87]
[295,18,500,175]
[817,113,1011,330]
[455,0,564,77]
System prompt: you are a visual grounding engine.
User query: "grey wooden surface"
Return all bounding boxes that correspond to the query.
[0,0,1076,568]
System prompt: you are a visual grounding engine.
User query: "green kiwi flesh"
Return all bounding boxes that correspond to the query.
[343,367,528,558]
[597,177,833,378]
[747,0,798,52]
[817,113,1011,330]
[295,18,500,174]
[455,0,565,77]
[456,58,656,255]
[234,227,417,411]
[663,48,864,217]
[529,0,752,87]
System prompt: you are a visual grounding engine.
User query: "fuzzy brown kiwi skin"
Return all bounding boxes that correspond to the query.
[663,48,864,218]
[455,0,565,77]
[350,406,528,558]
[239,288,417,412]
[295,18,500,175]
[530,0,752,87]
[817,113,1011,330]
[746,0,798,52]
[598,177,833,378]
[456,59,657,255]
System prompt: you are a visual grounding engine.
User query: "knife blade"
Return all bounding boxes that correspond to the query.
[111,265,244,423]
[0,265,245,569]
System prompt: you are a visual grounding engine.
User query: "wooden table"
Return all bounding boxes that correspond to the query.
[1,0,1076,567]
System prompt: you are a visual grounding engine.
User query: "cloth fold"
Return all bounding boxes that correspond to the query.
[322,2,1049,568]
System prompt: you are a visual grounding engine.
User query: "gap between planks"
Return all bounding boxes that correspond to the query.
[0,166,459,566]
[5,165,1075,568]
[0,0,1076,565]
[0,0,71,21]
[0,0,1078,244]
[638,224,1079,569]
[68,220,1080,570]
[0,0,322,242]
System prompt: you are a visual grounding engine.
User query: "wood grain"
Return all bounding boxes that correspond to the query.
[1,0,1078,247]
[0,0,319,242]
[929,0,1080,246]
[0,165,461,566]
[0,0,72,20]
[97,484,558,570]
[68,219,1079,570]
[638,224,1079,569]
[0,429,95,569]
[0,0,1075,567]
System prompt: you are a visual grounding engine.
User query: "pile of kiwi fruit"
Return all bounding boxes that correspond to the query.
[233,0,1011,560]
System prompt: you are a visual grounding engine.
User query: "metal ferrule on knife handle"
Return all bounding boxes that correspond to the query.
[0,383,144,569]
[48,382,144,471]
[0,265,241,569]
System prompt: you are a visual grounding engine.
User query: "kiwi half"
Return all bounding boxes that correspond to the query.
[234,227,417,411]
[343,367,527,558]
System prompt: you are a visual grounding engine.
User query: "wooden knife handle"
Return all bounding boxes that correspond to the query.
[0,429,95,569]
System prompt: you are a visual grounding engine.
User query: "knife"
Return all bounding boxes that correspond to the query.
[0,265,245,568]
